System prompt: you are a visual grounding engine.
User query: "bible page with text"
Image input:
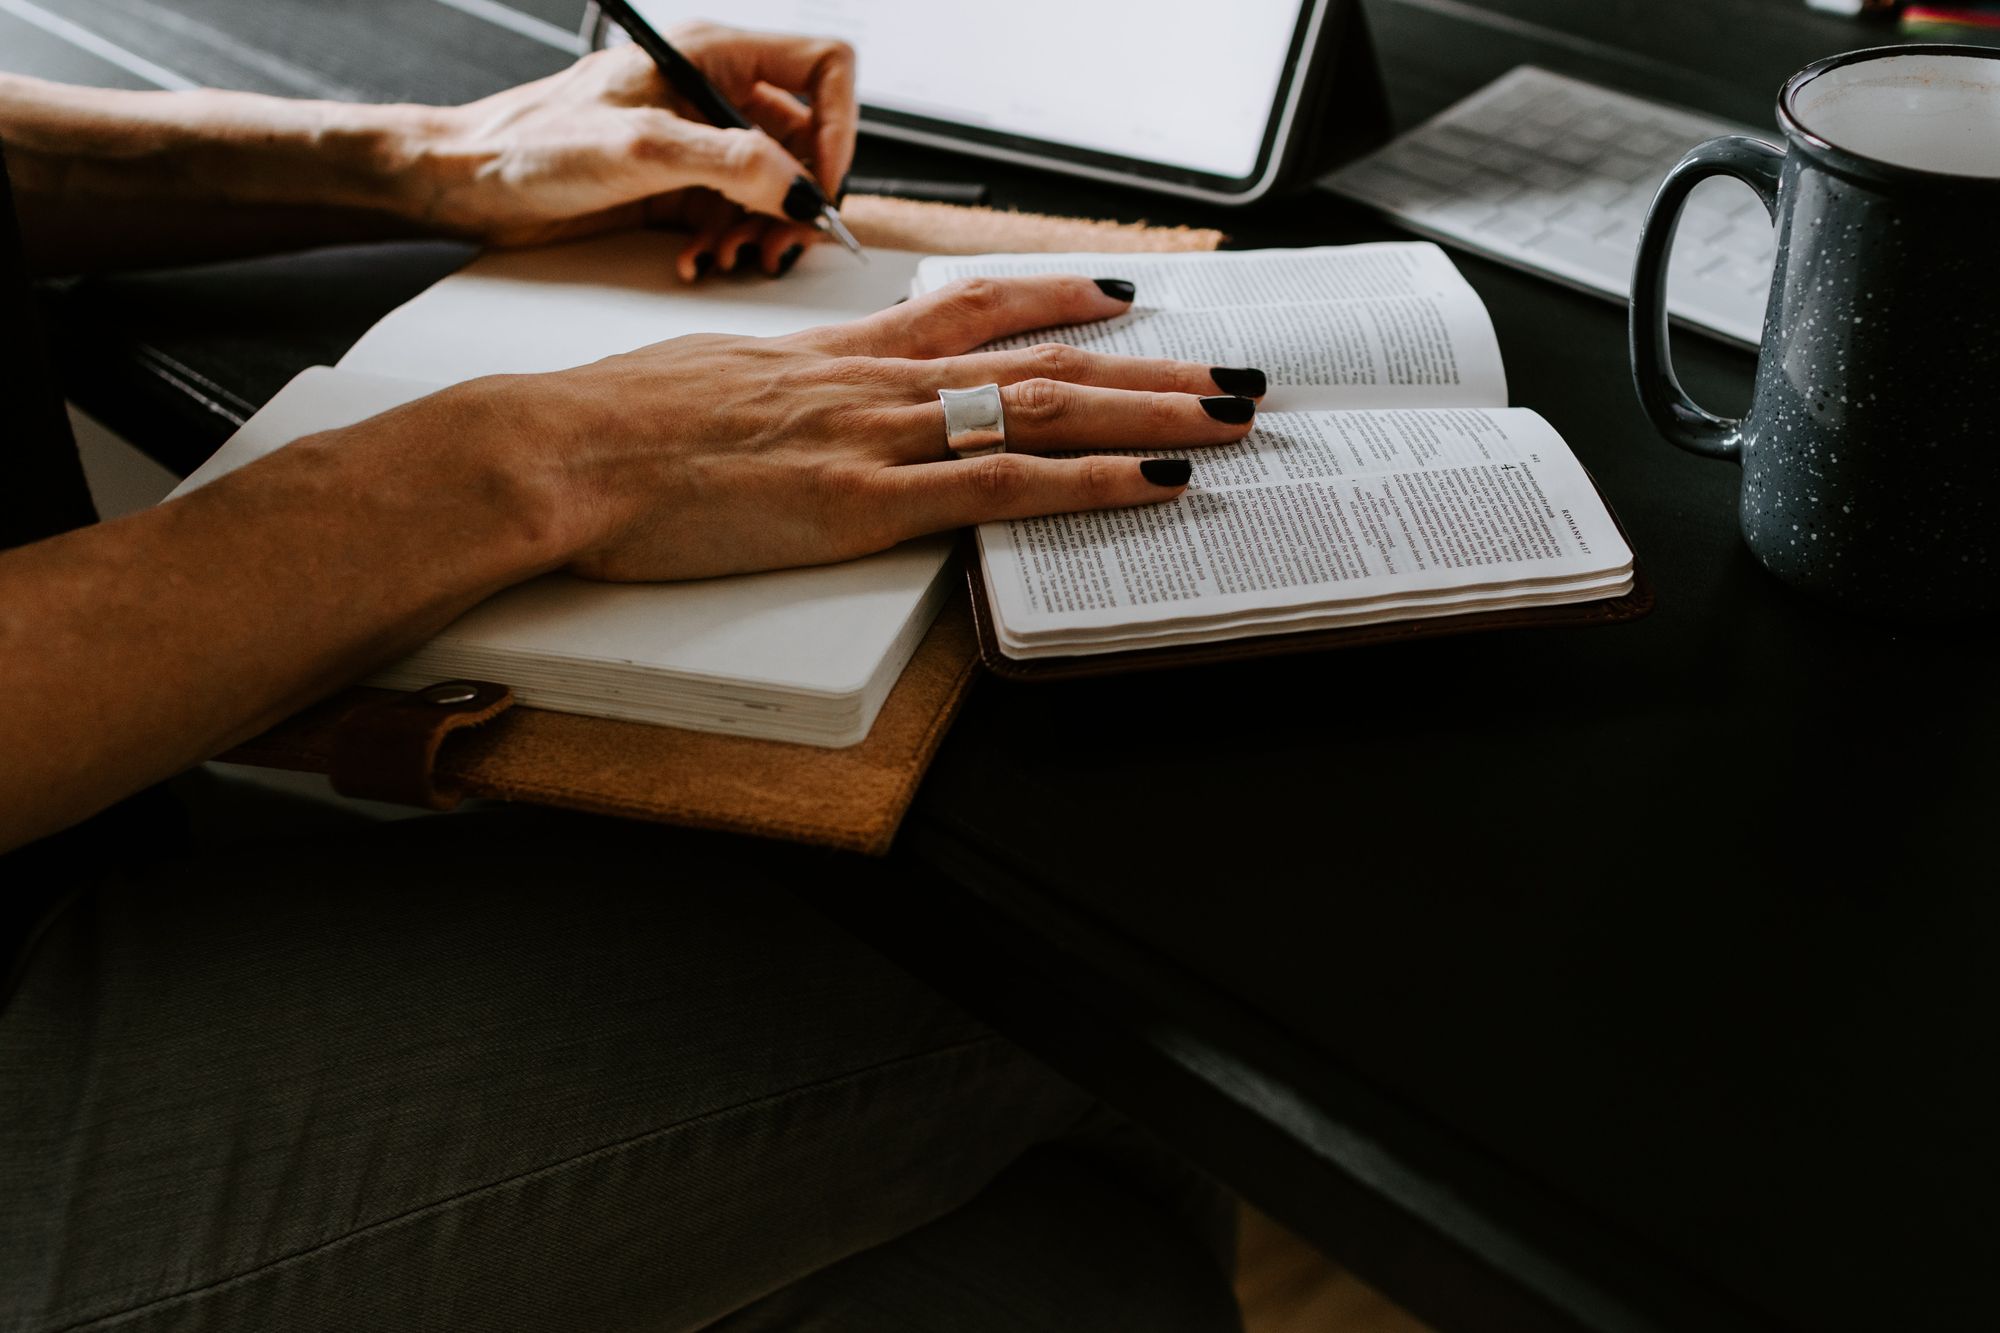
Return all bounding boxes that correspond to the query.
[914,244,1506,411]
[978,407,1632,656]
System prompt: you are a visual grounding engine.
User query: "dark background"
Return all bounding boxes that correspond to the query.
[5,4,1997,1332]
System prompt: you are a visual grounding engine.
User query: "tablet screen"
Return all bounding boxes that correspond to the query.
[632,0,1309,182]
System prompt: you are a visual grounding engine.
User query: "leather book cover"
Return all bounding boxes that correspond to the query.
[228,600,984,856]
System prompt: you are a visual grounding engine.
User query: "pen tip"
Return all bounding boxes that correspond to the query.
[820,206,867,262]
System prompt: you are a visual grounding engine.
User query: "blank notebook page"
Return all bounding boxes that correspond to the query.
[340,231,925,380]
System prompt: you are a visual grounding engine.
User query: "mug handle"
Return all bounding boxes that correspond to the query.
[1628,136,1785,462]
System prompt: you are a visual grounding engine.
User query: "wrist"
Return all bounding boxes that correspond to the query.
[362,101,526,240]
[311,376,589,593]
[420,375,602,576]
[335,101,466,231]
[220,96,460,225]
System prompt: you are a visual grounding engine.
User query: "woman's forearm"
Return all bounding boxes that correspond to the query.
[0,379,571,852]
[0,32,863,277]
[0,271,1226,854]
[0,74,449,271]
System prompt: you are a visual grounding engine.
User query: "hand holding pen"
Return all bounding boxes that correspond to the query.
[593,2,866,270]
[394,20,859,277]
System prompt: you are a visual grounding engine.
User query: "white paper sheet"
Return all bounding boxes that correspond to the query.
[975,407,1633,648]
[340,231,925,381]
[914,244,1508,411]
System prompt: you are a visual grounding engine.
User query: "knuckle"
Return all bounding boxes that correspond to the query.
[817,458,876,507]
[1180,361,1220,392]
[1077,455,1123,503]
[666,19,723,45]
[1027,342,1084,381]
[718,128,772,179]
[826,355,877,383]
[817,464,894,545]
[942,277,1004,318]
[1150,392,1190,431]
[968,454,1033,509]
[625,111,676,159]
[845,355,915,392]
[1008,378,1070,428]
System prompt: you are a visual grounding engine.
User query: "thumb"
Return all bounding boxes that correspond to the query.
[646,116,822,225]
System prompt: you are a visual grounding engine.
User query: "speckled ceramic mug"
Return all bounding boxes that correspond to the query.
[1631,45,2000,618]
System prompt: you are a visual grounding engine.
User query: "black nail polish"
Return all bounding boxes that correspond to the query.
[1209,366,1268,397]
[734,242,760,272]
[783,175,822,222]
[693,250,714,277]
[1199,395,1256,425]
[1094,278,1136,302]
[777,243,805,276]
[1141,459,1193,487]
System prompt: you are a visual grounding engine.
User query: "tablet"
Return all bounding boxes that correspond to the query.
[595,1,1385,205]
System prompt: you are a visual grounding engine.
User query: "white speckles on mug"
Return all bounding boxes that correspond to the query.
[1630,44,2000,618]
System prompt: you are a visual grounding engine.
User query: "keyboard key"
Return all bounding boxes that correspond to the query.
[1469,141,1539,178]
[1596,150,1663,185]
[1573,175,1630,208]
[1521,159,1580,190]
[1550,199,1615,236]
[1545,135,1603,167]
[1478,211,1551,247]
[1345,163,1442,209]
[1381,148,1471,190]
[1716,223,1775,259]
[1682,212,1736,245]
[1426,197,1504,232]
[1722,259,1775,289]
[1570,114,1621,143]
[1507,186,1572,219]
[1423,124,1489,160]
[1527,98,1581,130]
[1508,121,1564,152]
[1625,123,1686,157]
[1457,169,1527,208]
[1520,231,1632,286]
[1722,190,1770,218]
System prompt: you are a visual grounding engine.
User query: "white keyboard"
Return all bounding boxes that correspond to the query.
[1323,66,1776,348]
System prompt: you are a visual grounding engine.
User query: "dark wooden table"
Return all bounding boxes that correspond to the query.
[9,4,1997,1331]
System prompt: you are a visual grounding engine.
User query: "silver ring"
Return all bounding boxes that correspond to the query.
[939,383,1006,459]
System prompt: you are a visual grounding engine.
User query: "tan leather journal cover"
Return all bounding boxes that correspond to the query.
[229,600,984,856]
[223,204,1226,855]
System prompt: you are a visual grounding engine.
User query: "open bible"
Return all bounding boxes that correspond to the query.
[912,245,1643,669]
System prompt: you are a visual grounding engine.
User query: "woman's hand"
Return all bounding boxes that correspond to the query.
[406,23,856,281]
[0,26,850,275]
[0,274,1261,848]
[466,274,1264,581]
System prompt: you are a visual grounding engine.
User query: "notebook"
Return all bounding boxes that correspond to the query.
[190,201,1226,851]
[909,245,1639,666]
[169,237,951,747]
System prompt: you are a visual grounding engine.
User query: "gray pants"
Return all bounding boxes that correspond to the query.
[2,794,1240,1332]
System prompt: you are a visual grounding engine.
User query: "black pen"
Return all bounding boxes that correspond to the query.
[592,0,865,261]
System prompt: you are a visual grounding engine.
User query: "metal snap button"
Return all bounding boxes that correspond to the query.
[422,683,479,706]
